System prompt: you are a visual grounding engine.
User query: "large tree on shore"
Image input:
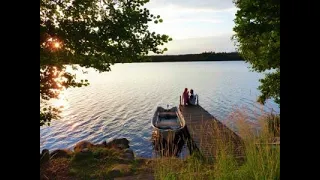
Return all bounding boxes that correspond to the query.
[232,0,280,106]
[40,0,172,126]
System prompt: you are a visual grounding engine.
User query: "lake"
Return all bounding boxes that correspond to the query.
[40,61,279,157]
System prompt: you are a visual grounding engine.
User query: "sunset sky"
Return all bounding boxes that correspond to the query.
[145,0,238,54]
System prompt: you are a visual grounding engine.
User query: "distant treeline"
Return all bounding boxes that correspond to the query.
[144,52,244,62]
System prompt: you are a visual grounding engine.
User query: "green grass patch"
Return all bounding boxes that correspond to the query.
[154,113,280,180]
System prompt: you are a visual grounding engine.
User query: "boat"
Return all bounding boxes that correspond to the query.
[151,106,185,132]
[151,105,187,157]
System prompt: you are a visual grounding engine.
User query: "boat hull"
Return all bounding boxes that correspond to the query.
[151,106,187,157]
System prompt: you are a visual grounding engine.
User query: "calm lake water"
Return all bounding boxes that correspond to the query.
[40,61,279,157]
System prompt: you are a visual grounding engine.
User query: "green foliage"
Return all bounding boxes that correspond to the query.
[162,173,177,180]
[40,0,172,126]
[232,0,280,106]
[72,151,95,164]
[92,147,122,159]
[70,148,123,179]
[258,70,280,105]
[70,151,103,179]
[266,113,280,137]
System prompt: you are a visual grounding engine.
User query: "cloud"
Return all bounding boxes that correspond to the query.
[153,33,237,55]
[145,4,235,33]
[146,0,235,11]
[142,0,238,54]
[149,6,236,14]
[165,18,223,24]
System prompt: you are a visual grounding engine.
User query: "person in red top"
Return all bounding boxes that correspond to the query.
[183,88,189,105]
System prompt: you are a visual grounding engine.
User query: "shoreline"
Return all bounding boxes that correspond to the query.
[128,52,245,63]
[40,138,138,159]
[40,115,280,180]
[128,59,244,63]
[40,138,162,179]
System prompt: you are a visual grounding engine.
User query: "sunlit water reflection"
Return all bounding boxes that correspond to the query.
[40,61,279,157]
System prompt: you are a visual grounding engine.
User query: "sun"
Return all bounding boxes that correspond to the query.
[51,93,68,109]
[45,38,62,50]
[54,42,61,48]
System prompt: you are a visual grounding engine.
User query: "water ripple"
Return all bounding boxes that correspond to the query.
[40,62,279,157]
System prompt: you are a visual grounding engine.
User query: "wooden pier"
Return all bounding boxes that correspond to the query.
[179,96,244,159]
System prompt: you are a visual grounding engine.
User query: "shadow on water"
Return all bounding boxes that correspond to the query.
[151,126,199,158]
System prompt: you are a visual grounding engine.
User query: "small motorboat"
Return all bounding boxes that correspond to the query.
[151,105,187,157]
[151,106,185,131]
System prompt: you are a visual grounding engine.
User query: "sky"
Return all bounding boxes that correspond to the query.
[144,0,238,55]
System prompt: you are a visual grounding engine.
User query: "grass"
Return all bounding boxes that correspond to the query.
[153,110,280,180]
[40,147,153,180]
[40,110,280,180]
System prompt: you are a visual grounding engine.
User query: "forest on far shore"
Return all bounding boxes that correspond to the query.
[144,52,244,62]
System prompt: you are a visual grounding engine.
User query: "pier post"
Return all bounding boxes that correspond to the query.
[197,95,199,105]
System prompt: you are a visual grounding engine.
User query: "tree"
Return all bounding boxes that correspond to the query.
[232,0,280,106]
[40,0,172,126]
